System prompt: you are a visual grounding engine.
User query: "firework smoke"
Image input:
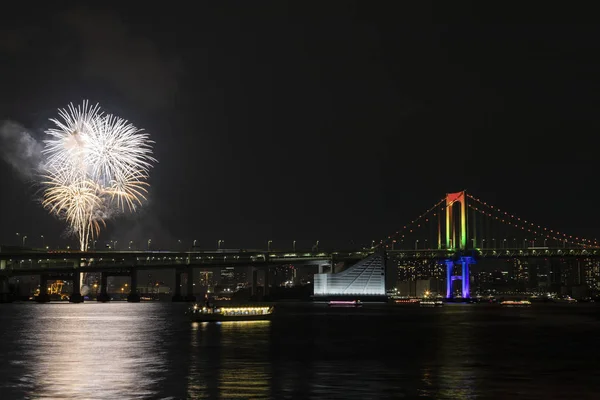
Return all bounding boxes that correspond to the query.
[41,101,156,251]
[0,120,44,179]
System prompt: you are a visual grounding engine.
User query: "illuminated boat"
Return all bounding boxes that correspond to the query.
[394,298,420,305]
[420,300,443,307]
[500,300,531,307]
[328,300,362,307]
[553,296,577,303]
[187,304,274,321]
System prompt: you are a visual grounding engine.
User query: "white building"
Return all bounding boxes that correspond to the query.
[313,253,386,296]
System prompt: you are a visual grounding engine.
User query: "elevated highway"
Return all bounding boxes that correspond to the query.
[0,248,370,275]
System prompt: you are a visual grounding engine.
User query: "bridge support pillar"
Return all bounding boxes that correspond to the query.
[445,259,453,299]
[97,272,110,302]
[0,275,12,303]
[251,268,259,297]
[185,267,196,302]
[127,269,140,302]
[445,257,474,299]
[36,274,50,303]
[172,269,184,301]
[319,263,334,274]
[263,267,270,296]
[70,266,84,303]
[460,256,474,299]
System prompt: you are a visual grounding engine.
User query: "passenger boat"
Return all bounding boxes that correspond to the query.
[420,300,443,307]
[328,300,362,307]
[187,304,274,322]
[394,298,420,305]
[553,296,577,303]
[500,300,531,307]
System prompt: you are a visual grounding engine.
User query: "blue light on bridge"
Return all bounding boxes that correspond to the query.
[445,256,475,299]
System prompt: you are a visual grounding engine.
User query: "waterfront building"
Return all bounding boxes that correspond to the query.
[313,253,385,297]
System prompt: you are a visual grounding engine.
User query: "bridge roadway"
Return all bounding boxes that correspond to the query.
[0,249,370,275]
[388,247,600,260]
[1,246,598,274]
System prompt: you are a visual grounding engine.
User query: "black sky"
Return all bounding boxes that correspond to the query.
[1,4,599,250]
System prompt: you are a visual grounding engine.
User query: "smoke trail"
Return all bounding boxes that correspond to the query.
[0,120,44,180]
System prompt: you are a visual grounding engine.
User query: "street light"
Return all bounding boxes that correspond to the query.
[16,232,20,246]
[292,240,296,252]
[22,235,27,247]
[415,240,419,250]
[218,240,224,250]
[193,239,197,247]
[147,239,152,250]
[268,240,272,251]
[41,235,45,248]
[129,240,133,250]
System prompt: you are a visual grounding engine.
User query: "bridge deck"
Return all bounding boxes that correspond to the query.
[389,247,600,259]
[0,250,369,275]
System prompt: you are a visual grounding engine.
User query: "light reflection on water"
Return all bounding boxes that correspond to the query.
[187,320,271,399]
[1,302,600,399]
[4,303,172,399]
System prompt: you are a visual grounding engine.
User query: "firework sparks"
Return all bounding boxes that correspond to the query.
[41,101,156,251]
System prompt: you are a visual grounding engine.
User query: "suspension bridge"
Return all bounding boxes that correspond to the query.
[376,190,599,299]
[1,190,598,302]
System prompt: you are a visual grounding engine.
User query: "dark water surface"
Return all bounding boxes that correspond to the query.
[1,302,599,399]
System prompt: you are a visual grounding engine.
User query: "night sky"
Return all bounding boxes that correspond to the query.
[1,5,599,250]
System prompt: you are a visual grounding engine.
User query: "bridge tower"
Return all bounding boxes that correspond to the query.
[444,191,475,299]
[445,191,467,250]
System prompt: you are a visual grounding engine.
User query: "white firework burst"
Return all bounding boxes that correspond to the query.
[41,101,156,251]
[41,169,103,251]
[43,101,102,180]
[104,169,150,212]
[86,114,155,185]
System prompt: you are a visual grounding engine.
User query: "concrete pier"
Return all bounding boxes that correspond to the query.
[184,267,196,302]
[36,274,50,303]
[127,269,140,302]
[172,269,184,301]
[97,272,110,302]
[0,275,12,303]
[69,268,84,303]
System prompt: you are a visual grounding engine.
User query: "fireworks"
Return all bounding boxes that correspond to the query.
[41,101,156,250]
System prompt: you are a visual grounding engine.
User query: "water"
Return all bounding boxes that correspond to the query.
[1,302,599,399]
